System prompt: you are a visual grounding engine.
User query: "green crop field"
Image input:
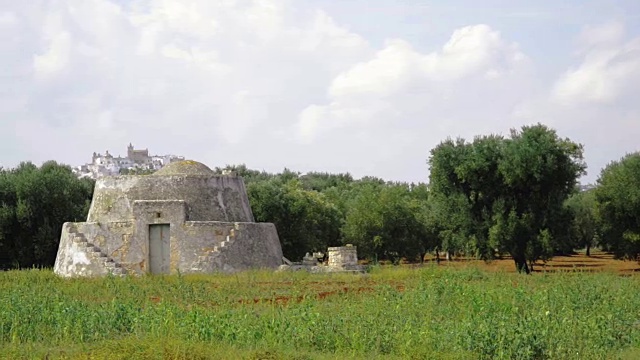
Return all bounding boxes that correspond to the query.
[1,266,640,360]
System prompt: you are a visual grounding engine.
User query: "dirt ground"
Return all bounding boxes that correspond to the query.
[415,249,640,274]
[234,250,640,306]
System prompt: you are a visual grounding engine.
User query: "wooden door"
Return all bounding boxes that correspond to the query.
[149,224,170,274]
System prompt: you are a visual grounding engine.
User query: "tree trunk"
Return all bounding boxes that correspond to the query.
[513,253,530,274]
[435,249,441,264]
[586,244,591,257]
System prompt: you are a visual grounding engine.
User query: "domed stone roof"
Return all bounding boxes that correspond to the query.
[88,159,254,223]
[153,160,215,176]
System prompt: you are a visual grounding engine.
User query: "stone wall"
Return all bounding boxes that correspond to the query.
[54,217,283,277]
[181,222,283,274]
[87,175,255,223]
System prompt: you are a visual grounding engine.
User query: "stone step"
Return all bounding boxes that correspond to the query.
[75,242,89,249]
[70,234,128,276]
[105,261,122,269]
[87,250,106,259]
[71,235,86,244]
[198,251,221,262]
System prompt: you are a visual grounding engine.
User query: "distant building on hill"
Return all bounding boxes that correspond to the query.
[73,143,185,179]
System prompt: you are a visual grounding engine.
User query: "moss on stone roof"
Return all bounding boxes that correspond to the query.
[153,160,215,176]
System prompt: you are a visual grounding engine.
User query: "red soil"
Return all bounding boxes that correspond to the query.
[418,250,640,274]
[148,251,639,308]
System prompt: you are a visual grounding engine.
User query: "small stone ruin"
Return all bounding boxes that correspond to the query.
[278,244,367,273]
[328,245,359,269]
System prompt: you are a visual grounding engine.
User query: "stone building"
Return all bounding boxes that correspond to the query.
[127,143,150,163]
[53,160,284,277]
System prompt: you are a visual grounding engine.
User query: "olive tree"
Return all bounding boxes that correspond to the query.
[428,124,586,273]
[595,152,640,260]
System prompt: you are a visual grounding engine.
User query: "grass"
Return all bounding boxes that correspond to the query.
[1,264,640,359]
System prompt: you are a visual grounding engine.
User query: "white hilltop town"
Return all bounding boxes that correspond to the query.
[73,143,185,179]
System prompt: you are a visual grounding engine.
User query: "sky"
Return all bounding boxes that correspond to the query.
[1,0,639,184]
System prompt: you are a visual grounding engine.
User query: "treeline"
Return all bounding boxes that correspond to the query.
[1,123,640,272]
[215,166,437,263]
[0,162,94,269]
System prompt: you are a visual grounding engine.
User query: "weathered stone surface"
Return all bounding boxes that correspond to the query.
[87,174,255,223]
[53,223,128,277]
[152,160,215,176]
[54,160,283,277]
[328,245,358,268]
[180,221,283,273]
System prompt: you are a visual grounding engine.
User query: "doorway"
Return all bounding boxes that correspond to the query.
[149,224,170,274]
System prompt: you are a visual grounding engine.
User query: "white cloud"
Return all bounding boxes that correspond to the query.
[329,39,420,98]
[297,24,531,143]
[328,25,527,99]
[578,21,625,48]
[522,21,640,182]
[33,10,72,79]
[4,0,373,167]
[33,31,72,78]
[0,11,18,27]
[428,24,526,81]
[297,105,327,144]
[300,10,368,53]
[2,1,640,184]
[553,22,640,105]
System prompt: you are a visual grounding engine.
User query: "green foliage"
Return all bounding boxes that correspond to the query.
[241,164,433,262]
[342,183,437,262]
[564,189,599,255]
[248,178,343,260]
[595,152,640,260]
[1,268,639,359]
[496,125,585,266]
[0,161,94,269]
[299,172,354,192]
[213,164,276,184]
[428,124,586,273]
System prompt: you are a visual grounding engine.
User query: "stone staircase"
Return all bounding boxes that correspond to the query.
[193,227,238,272]
[70,233,128,276]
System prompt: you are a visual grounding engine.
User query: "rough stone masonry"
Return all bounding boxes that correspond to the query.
[53,160,284,277]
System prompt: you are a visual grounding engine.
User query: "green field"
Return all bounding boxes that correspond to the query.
[2,266,640,360]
